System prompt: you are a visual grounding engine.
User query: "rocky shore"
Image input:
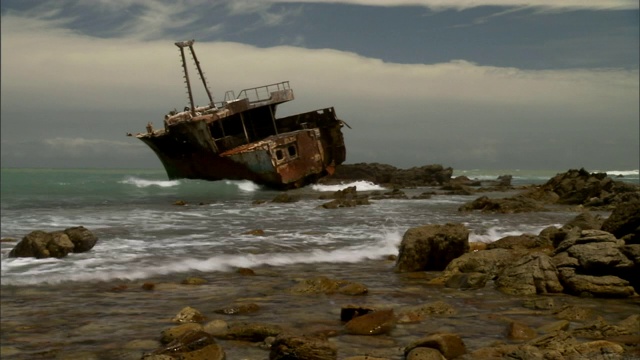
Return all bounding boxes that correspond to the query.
[2,167,639,360]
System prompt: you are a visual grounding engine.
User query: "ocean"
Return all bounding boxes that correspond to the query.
[1,167,638,359]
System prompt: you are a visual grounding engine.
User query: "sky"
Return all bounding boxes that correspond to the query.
[1,0,638,172]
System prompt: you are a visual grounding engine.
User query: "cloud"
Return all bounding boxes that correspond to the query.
[268,0,638,10]
[1,11,638,170]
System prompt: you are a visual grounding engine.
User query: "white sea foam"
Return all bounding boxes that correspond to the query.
[311,181,385,192]
[120,177,180,188]
[469,224,563,243]
[225,180,260,192]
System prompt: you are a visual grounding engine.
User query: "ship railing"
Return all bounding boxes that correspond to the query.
[222,81,291,104]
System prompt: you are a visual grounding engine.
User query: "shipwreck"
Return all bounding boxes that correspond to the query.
[130,40,347,190]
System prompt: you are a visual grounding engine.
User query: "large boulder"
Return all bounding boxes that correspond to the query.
[430,248,522,286]
[495,253,564,295]
[8,230,74,259]
[552,230,638,297]
[395,223,469,272]
[601,198,640,243]
[62,226,98,253]
[8,227,98,259]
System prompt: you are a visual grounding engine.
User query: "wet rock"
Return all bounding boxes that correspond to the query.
[537,320,571,333]
[7,226,98,258]
[318,163,453,188]
[506,321,538,340]
[431,248,521,285]
[8,230,74,259]
[222,322,283,341]
[160,323,204,344]
[405,347,445,360]
[395,223,469,272]
[522,297,557,310]
[486,233,552,252]
[269,333,337,360]
[495,253,563,295]
[404,333,466,359]
[340,305,375,322]
[459,168,640,213]
[213,303,259,315]
[148,330,224,360]
[62,226,98,253]
[172,306,206,323]
[288,276,368,295]
[562,210,605,232]
[458,194,546,213]
[203,319,229,337]
[244,229,265,236]
[396,301,456,324]
[558,268,635,298]
[344,309,395,335]
[271,193,300,203]
[554,305,595,321]
[601,198,640,243]
[319,186,371,208]
[444,272,488,290]
[552,230,638,297]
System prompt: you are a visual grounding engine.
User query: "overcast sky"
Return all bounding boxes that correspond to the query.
[1,0,638,172]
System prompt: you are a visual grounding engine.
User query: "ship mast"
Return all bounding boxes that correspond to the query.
[175,40,215,117]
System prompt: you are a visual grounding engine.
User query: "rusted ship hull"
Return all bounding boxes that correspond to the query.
[138,107,346,189]
[132,40,347,190]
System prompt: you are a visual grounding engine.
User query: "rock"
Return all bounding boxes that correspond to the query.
[62,226,98,253]
[444,272,488,290]
[272,193,300,203]
[404,333,466,359]
[405,347,445,360]
[552,229,639,296]
[269,334,337,360]
[522,297,557,310]
[344,309,395,335]
[340,305,375,322]
[8,227,98,259]
[558,268,635,298]
[318,163,453,188]
[213,303,259,315]
[149,330,224,360]
[288,276,368,295]
[562,211,604,232]
[458,194,545,213]
[203,319,229,337]
[222,322,283,341]
[395,223,469,272]
[495,253,563,295]
[486,234,552,251]
[172,306,206,323]
[431,248,521,285]
[459,168,640,213]
[601,198,640,243]
[396,301,456,324]
[319,186,370,208]
[506,321,538,340]
[8,230,73,259]
[160,323,204,344]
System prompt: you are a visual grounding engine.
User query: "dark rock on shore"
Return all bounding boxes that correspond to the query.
[318,163,453,187]
[460,168,640,213]
[395,223,469,272]
[8,226,98,259]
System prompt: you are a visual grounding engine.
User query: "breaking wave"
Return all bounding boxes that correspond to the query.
[119,177,180,188]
